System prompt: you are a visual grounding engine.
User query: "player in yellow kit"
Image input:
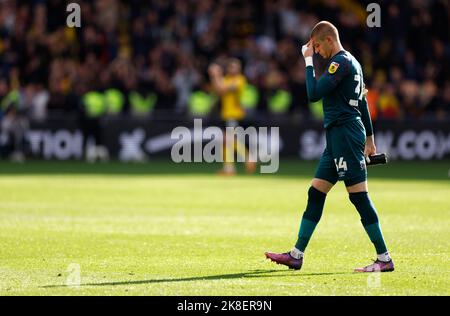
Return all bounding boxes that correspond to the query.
[208,58,256,175]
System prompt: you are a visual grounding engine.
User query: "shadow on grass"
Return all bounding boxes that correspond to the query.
[42,269,355,289]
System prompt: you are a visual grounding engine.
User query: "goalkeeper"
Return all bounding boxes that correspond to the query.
[266,21,394,273]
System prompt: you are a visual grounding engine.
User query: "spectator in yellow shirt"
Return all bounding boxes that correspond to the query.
[208,58,256,175]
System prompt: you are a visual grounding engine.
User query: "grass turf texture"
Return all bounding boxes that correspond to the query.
[0,160,449,296]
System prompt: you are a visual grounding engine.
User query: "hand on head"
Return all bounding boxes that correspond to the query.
[302,40,314,58]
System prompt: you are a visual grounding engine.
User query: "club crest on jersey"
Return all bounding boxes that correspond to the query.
[328,62,340,74]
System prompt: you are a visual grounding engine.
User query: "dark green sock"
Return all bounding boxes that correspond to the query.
[364,222,388,254]
[349,192,388,254]
[295,218,319,252]
[295,187,326,252]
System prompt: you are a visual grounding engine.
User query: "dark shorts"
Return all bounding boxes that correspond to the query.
[315,119,367,187]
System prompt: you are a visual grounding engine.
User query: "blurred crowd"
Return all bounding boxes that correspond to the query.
[0,0,449,124]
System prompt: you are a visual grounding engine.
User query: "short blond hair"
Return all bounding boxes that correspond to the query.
[310,21,339,41]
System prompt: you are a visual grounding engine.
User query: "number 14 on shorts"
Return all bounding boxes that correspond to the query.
[334,157,348,171]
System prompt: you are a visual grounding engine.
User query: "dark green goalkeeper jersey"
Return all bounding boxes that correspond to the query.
[305,50,373,136]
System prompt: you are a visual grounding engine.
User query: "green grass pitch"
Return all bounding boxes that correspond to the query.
[0,160,449,296]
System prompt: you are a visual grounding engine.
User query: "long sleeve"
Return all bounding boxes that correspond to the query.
[305,56,348,103]
[359,95,373,137]
[305,66,336,102]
